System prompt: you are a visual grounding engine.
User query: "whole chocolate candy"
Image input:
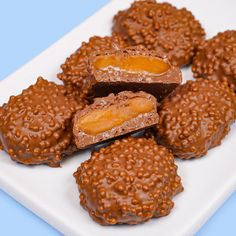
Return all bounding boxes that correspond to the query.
[74,136,183,225]
[88,46,182,101]
[192,30,236,91]
[112,0,205,66]
[156,78,236,159]
[0,77,84,167]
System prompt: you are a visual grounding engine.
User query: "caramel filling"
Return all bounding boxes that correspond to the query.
[78,97,154,135]
[94,55,170,75]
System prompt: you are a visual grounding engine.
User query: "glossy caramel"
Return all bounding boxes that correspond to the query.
[94,55,170,75]
[78,97,154,135]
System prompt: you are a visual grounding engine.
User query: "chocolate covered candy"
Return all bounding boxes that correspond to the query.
[0,77,84,167]
[156,78,236,159]
[73,91,159,149]
[88,46,182,101]
[112,0,205,66]
[74,136,183,225]
[192,30,236,91]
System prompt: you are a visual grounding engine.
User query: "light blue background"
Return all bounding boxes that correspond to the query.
[0,0,235,235]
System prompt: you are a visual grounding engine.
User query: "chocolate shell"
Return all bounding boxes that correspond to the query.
[74,136,183,225]
[156,78,236,159]
[0,77,83,167]
[192,30,236,91]
[73,91,159,149]
[112,0,205,66]
[88,46,182,101]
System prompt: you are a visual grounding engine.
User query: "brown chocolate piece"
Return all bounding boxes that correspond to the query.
[192,30,236,91]
[112,0,205,66]
[156,78,236,159]
[58,36,127,103]
[73,91,159,149]
[88,46,182,101]
[0,77,84,167]
[74,136,183,225]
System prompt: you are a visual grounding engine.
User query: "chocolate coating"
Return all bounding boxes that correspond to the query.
[74,136,183,225]
[64,83,90,105]
[73,91,159,149]
[58,36,127,102]
[0,77,83,167]
[112,0,205,66]
[192,30,236,91]
[89,46,182,101]
[156,78,236,159]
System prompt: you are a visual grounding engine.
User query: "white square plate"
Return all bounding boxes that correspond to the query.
[0,0,236,235]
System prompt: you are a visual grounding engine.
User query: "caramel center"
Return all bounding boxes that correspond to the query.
[78,97,154,135]
[94,55,170,75]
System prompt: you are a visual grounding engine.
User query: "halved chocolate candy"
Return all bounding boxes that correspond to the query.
[88,46,182,101]
[73,91,159,149]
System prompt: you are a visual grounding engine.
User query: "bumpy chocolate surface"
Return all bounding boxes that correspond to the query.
[74,137,183,225]
[0,77,83,167]
[73,91,159,149]
[64,83,90,105]
[89,46,182,101]
[192,30,236,91]
[112,0,205,66]
[156,78,236,159]
[58,36,127,102]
